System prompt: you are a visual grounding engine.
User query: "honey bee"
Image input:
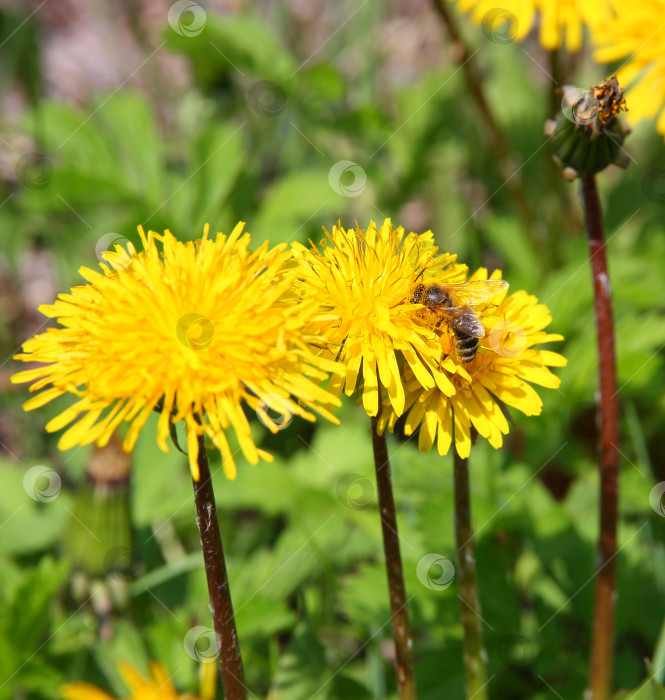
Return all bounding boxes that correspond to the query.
[410,278,508,363]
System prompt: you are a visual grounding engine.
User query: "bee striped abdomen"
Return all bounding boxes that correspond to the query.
[454,331,479,364]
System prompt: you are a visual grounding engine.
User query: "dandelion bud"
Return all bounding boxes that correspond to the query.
[64,436,133,579]
[545,77,631,181]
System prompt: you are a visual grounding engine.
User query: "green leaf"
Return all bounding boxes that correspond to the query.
[92,92,164,209]
[614,661,665,699]
[482,214,541,287]
[92,620,150,697]
[270,624,330,700]
[234,593,296,640]
[130,552,202,596]
[253,169,340,245]
[131,414,192,527]
[0,459,69,554]
[0,556,68,698]
[168,14,297,84]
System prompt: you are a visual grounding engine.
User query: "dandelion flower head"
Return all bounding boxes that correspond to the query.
[292,219,468,417]
[379,269,567,457]
[12,224,340,480]
[454,0,610,52]
[593,0,665,136]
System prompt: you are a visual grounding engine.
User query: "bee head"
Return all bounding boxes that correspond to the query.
[410,284,424,304]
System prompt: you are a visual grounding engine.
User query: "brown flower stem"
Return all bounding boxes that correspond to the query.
[453,449,488,700]
[370,414,417,700]
[581,175,619,700]
[545,48,569,267]
[192,432,247,700]
[431,0,533,233]
[548,48,565,118]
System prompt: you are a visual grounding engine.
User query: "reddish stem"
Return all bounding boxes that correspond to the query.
[582,175,619,700]
[370,415,417,700]
[193,434,247,700]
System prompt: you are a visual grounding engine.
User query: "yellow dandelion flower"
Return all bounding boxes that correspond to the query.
[454,0,610,52]
[292,219,469,417]
[12,224,340,480]
[379,269,566,457]
[593,1,665,136]
[60,661,200,700]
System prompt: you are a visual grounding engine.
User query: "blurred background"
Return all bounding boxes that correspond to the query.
[1,0,665,698]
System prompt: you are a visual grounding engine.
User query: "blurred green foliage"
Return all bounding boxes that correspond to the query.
[2,2,665,699]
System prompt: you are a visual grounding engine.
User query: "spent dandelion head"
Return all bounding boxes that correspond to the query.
[60,661,200,700]
[454,0,610,52]
[545,76,631,180]
[12,224,340,481]
[292,219,468,417]
[593,1,665,137]
[379,269,567,457]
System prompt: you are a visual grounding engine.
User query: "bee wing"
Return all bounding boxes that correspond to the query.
[444,280,508,306]
[444,307,486,338]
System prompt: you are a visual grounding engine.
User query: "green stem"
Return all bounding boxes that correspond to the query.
[193,433,248,700]
[453,449,488,700]
[582,175,619,700]
[370,414,417,700]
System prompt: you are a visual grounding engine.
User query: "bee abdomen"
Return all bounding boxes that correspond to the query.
[454,332,478,364]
